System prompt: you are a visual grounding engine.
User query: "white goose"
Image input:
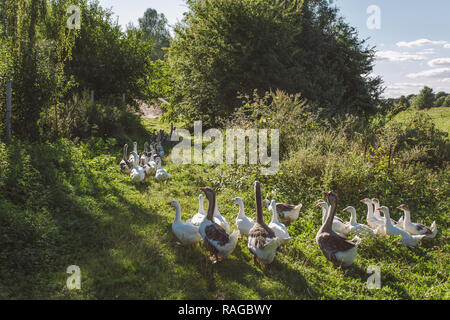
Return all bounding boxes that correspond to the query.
[372,198,400,226]
[314,199,351,236]
[233,197,255,237]
[129,152,145,183]
[213,197,231,233]
[155,157,169,182]
[396,204,437,238]
[361,198,384,229]
[375,206,426,247]
[342,206,376,237]
[169,200,202,247]
[268,199,291,245]
[187,194,223,227]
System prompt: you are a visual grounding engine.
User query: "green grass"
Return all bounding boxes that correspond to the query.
[0,118,448,300]
[392,107,450,134]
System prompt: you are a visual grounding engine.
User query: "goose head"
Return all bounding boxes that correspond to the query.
[371,198,380,207]
[343,206,356,214]
[376,206,391,220]
[314,199,327,207]
[360,198,371,205]
[167,199,180,208]
[343,206,357,223]
[324,191,338,206]
[262,199,270,208]
[396,204,409,212]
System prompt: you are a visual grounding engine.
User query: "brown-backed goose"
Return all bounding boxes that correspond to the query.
[396,204,437,238]
[316,191,360,267]
[199,187,239,264]
[248,182,280,265]
[262,199,302,223]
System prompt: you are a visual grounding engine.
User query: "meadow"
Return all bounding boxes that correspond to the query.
[0,114,448,300]
[392,107,450,135]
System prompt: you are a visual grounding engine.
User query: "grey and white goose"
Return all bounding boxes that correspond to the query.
[316,191,361,267]
[140,142,151,166]
[248,182,280,266]
[262,199,302,224]
[119,144,132,174]
[396,204,437,238]
[199,187,239,264]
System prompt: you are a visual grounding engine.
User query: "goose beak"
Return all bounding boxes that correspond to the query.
[396,205,402,210]
[360,199,365,203]
[166,202,172,206]
[343,208,348,212]
[200,187,206,192]
[375,208,381,211]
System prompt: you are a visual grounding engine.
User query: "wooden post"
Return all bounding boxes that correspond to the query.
[6,80,12,142]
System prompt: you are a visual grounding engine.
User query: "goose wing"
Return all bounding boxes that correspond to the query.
[317,231,356,263]
[248,223,276,249]
[204,223,230,249]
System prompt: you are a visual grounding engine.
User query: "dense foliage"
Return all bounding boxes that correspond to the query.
[0,0,166,140]
[167,0,382,126]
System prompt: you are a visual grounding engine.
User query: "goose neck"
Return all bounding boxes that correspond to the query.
[323,199,337,231]
[237,199,245,218]
[206,192,216,221]
[173,202,182,223]
[349,208,357,224]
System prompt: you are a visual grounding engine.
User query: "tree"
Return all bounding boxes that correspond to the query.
[412,86,435,110]
[443,95,450,108]
[168,0,382,126]
[398,95,410,107]
[66,1,154,101]
[138,8,171,60]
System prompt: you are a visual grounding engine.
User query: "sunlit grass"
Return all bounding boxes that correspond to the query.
[0,118,448,300]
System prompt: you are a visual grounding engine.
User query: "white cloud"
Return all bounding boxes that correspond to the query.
[428,58,450,67]
[441,78,450,83]
[445,44,450,49]
[397,39,447,48]
[376,51,426,62]
[416,48,436,55]
[407,68,450,79]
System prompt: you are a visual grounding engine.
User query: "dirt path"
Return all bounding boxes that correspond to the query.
[135,99,167,119]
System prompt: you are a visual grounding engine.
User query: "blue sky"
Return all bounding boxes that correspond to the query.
[99,0,450,98]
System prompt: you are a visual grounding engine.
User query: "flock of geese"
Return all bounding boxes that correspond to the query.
[116,127,438,268]
[119,129,170,183]
[168,182,438,267]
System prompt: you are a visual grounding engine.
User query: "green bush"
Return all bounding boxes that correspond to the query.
[168,0,381,127]
[38,90,148,141]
